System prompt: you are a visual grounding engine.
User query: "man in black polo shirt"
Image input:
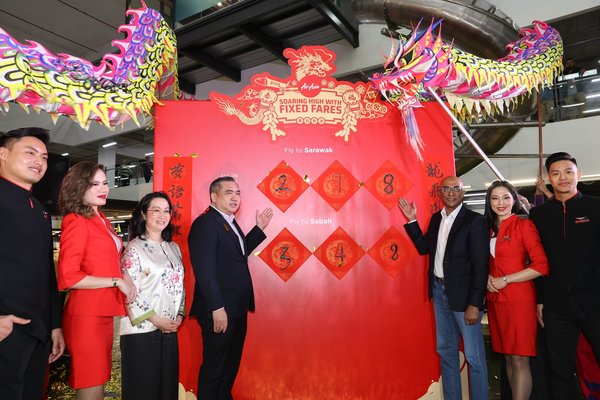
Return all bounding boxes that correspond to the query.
[0,127,64,400]
[530,152,600,399]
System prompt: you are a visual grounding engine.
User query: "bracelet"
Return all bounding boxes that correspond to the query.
[112,277,118,287]
[502,276,509,284]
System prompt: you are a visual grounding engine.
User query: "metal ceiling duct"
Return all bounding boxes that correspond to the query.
[352,0,538,175]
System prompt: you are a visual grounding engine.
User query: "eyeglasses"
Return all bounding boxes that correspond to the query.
[147,208,172,216]
[440,186,464,193]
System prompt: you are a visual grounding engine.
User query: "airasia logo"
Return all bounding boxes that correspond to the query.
[298,76,321,98]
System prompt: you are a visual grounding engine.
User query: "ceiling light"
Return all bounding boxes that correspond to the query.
[561,103,585,108]
[581,174,600,180]
[464,200,486,205]
[484,173,600,187]
[117,214,132,219]
[484,178,537,187]
[583,108,600,114]
[102,141,117,148]
[586,93,600,99]
[144,152,154,156]
[61,152,69,156]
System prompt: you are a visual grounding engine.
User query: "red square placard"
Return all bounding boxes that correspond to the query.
[258,228,312,282]
[257,161,309,212]
[364,161,413,210]
[313,227,365,279]
[311,160,360,211]
[367,226,416,277]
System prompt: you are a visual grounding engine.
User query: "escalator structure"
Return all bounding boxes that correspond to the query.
[352,0,538,175]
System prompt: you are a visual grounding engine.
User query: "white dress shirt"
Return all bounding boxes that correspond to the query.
[433,204,463,278]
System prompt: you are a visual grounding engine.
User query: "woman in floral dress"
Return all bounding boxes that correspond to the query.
[119,191,185,400]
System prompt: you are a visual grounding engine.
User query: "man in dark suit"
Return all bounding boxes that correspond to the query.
[0,127,64,400]
[189,176,273,400]
[398,175,489,400]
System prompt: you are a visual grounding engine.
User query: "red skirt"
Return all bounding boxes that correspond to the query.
[487,300,538,356]
[62,314,114,389]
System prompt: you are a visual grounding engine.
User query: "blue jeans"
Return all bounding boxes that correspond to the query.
[433,279,488,400]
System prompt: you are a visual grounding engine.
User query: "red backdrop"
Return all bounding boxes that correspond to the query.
[155,99,453,399]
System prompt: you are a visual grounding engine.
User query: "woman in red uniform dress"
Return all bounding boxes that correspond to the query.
[484,180,549,400]
[57,161,135,400]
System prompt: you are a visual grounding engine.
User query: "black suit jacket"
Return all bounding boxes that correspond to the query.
[188,206,266,318]
[404,205,489,312]
[0,177,61,341]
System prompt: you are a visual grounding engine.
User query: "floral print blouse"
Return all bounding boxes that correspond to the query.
[119,237,185,335]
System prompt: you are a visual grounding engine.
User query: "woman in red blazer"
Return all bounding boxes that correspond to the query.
[484,180,549,400]
[57,161,135,400]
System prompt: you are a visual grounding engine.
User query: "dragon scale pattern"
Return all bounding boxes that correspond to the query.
[370,20,563,159]
[0,3,179,128]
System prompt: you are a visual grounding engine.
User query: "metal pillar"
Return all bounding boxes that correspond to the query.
[427,87,506,181]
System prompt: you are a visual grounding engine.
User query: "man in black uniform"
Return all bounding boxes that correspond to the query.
[530,152,600,399]
[0,128,64,400]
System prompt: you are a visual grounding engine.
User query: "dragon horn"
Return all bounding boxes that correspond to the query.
[431,18,443,34]
[383,32,397,69]
[412,18,437,43]
[396,19,420,54]
[393,42,405,68]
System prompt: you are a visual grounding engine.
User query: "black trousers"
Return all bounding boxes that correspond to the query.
[120,330,179,400]
[198,315,247,400]
[0,325,50,400]
[544,298,600,400]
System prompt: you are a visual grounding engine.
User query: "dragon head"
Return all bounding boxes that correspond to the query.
[284,47,335,82]
[370,20,452,160]
[370,20,451,113]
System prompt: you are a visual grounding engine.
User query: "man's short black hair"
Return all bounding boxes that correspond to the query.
[209,176,236,197]
[545,152,578,172]
[0,127,50,148]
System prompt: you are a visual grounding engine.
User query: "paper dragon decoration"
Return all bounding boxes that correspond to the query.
[370,19,563,159]
[0,2,178,129]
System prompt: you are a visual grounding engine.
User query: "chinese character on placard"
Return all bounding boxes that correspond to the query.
[172,225,182,237]
[168,184,185,199]
[171,201,184,222]
[429,183,440,198]
[426,162,443,179]
[169,163,184,180]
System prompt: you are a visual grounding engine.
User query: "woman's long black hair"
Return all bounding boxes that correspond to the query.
[129,191,175,242]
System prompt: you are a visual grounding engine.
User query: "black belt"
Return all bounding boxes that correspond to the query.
[433,276,445,285]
